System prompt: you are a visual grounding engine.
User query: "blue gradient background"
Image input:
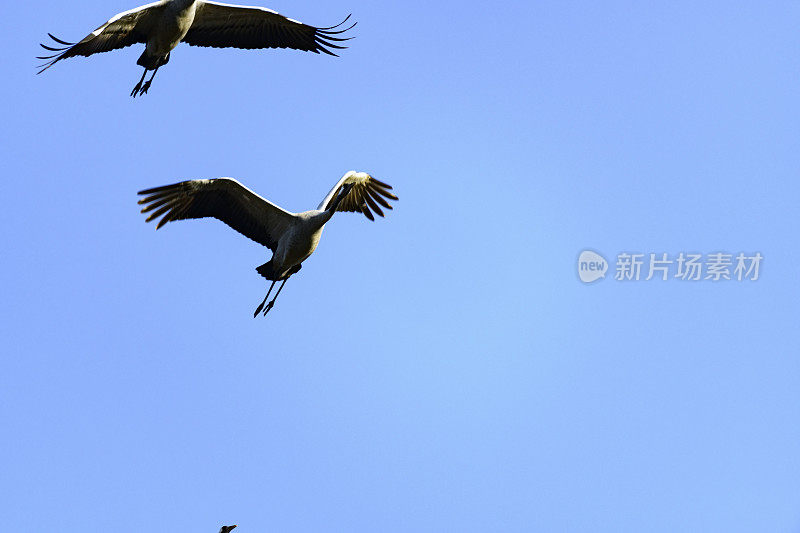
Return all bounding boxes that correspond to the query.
[2,1,799,531]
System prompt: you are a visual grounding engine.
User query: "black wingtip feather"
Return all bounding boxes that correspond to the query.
[367,189,393,210]
[320,21,357,36]
[361,204,375,221]
[317,14,352,31]
[370,177,393,190]
[47,33,75,46]
[373,187,398,201]
[145,202,173,223]
[40,43,68,52]
[363,193,384,218]
[137,183,182,196]
[313,16,356,56]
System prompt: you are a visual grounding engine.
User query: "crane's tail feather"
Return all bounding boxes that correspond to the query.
[256,261,301,281]
[256,261,277,281]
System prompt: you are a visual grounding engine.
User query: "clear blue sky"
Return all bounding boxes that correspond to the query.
[2,1,799,531]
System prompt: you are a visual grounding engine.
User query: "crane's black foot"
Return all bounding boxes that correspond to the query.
[140,80,153,95]
[131,82,143,98]
[254,298,274,317]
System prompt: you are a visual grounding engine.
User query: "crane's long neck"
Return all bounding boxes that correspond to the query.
[325,184,352,215]
[308,184,353,230]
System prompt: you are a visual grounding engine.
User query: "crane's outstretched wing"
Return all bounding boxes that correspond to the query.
[318,171,398,221]
[138,178,296,251]
[37,2,163,73]
[183,2,355,56]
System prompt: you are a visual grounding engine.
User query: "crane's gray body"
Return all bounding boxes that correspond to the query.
[141,0,198,67]
[269,210,332,279]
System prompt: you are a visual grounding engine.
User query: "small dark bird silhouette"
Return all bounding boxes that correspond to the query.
[38,0,355,97]
[219,526,237,533]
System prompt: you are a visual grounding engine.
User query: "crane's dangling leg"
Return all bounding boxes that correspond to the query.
[254,280,277,317]
[139,66,160,96]
[131,68,148,98]
[261,279,289,317]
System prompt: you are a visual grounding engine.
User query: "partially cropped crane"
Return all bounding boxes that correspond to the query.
[137,171,398,317]
[38,0,355,97]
